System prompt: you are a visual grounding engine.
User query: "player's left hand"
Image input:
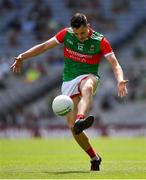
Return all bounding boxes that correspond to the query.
[117,80,128,97]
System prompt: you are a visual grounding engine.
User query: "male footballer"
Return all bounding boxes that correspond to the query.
[11,13,128,171]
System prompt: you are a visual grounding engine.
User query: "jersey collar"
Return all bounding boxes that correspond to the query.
[88,27,93,37]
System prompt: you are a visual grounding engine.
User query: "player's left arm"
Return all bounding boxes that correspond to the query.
[106,53,128,97]
[100,37,128,97]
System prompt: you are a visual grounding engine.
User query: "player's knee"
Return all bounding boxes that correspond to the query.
[65,112,76,129]
[68,123,74,129]
[70,127,75,134]
[66,120,74,129]
[82,84,93,96]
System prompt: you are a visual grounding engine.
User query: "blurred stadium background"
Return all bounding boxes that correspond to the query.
[0,0,146,138]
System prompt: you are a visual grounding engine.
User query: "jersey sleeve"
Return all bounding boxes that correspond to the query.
[100,37,114,57]
[55,28,67,43]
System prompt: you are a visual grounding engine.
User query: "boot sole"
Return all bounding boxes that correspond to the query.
[73,116,94,134]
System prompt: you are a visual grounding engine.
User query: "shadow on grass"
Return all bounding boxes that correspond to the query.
[43,170,89,174]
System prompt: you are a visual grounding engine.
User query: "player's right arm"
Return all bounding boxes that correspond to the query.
[11,37,59,73]
[11,28,67,73]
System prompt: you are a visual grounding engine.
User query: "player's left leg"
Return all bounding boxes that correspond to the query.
[78,74,98,115]
[65,89,101,171]
[73,75,98,134]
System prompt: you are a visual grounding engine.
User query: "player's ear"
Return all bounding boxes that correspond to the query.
[87,23,90,27]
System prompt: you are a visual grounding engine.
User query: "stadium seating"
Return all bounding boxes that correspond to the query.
[0,0,146,131]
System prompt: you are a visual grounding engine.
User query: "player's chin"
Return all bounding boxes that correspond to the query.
[79,39,85,42]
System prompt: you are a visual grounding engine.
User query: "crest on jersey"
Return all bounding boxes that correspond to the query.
[90,45,95,51]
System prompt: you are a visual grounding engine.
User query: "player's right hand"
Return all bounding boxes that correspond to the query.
[11,54,23,73]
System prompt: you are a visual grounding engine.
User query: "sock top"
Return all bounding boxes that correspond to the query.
[76,114,85,120]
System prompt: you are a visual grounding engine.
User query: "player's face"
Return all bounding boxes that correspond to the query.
[73,25,89,42]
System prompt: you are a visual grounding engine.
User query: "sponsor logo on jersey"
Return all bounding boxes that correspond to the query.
[64,47,102,64]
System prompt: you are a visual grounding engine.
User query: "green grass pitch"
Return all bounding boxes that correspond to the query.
[0,137,146,179]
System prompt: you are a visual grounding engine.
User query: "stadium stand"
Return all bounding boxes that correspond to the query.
[0,0,146,137]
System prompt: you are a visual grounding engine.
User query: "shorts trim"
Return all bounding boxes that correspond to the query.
[70,93,81,99]
[78,75,89,94]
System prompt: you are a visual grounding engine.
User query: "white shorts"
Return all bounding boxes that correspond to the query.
[61,74,99,98]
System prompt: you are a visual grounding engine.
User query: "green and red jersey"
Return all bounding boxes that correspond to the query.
[54,27,113,81]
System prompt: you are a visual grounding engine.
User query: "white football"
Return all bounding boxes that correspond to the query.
[52,95,74,116]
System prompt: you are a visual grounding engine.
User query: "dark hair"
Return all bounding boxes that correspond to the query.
[71,13,88,28]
